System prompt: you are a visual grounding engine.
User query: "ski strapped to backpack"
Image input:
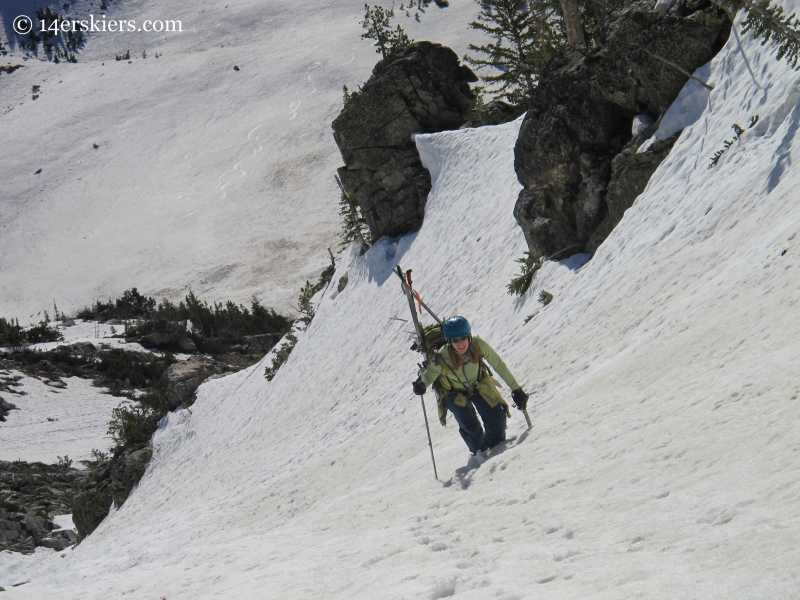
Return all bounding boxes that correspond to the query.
[395,266,533,430]
[396,264,438,480]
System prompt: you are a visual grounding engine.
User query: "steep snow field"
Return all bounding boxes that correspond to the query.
[3,10,800,599]
[0,0,481,319]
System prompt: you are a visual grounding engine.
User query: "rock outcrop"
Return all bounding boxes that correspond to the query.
[71,442,153,540]
[161,356,222,410]
[333,41,477,241]
[0,460,86,553]
[241,333,283,353]
[585,124,681,253]
[109,442,153,508]
[126,320,196,353]
[0,396,16,421]
[514,0,730,259]
[71,462,112,540]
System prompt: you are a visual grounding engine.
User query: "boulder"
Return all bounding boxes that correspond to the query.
[55,341,97,356]
[71,443,153,540]
[109,443,152,508]
[126,319,196,352]
[160,356,221,410]
[36,534,73,551]
[242,334,283,352]
[71,462,112,540]
[0,396,17,421]
[333,41,477,241]
[138,332,197,353]
[514,0,730,258]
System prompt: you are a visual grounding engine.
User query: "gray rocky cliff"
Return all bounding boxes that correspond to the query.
[514,0,730,259]
[333,41,477,241]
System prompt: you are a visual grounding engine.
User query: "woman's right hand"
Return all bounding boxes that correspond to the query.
[511,388,529,410]
[412,378,426,395]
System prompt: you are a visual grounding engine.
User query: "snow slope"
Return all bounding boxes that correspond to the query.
[0,372,123,464]
[3,10,800,598]
[0,0,482,319]
[0,319,143,465]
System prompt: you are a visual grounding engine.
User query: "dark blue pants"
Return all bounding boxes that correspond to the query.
[443,391,507,454]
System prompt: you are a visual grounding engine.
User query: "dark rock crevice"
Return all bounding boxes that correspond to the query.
[514,0,731,259]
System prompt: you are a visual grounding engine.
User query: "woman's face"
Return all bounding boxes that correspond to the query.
[450,335,470,355]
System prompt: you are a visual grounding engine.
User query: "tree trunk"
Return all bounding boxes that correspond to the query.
[560,0,586,47]
[511,27,536,102]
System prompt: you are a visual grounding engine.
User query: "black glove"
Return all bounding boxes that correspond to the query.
[412,378,426,396]
[511,388,529,410]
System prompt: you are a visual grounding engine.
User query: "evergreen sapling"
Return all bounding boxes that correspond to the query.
[465,0,564,108]
[361,4,413,61]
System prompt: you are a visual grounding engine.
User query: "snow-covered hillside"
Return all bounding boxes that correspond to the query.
[0,320,145,465]
[0,0,481,319]
[3,9,800,599]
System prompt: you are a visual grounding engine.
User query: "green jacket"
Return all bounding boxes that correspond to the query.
[419,336,520,425]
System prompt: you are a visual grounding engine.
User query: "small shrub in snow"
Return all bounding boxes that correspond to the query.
[25,313,63,343]
[708,115,759,168]
[336,181,371,252]
[264,264,335,381]
[57,455,73,468]
[538,290,554,306]
[507,251,543,296]
[108,404,159,450]
[264,332,298,381]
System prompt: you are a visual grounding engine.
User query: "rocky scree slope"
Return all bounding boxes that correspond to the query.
[514,0,731,258]
[0,461,83,554]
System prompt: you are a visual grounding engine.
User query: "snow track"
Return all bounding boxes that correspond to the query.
[3,9,800,598]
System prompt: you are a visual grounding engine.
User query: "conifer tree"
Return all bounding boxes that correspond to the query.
[714,0,800,68]
[465,0,564,107]
[335,176,371,253]
[361,4,413,61]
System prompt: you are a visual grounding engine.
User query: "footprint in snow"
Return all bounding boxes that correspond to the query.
[288,100,301,121]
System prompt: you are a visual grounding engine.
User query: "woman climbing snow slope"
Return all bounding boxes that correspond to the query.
[412,316,529,455]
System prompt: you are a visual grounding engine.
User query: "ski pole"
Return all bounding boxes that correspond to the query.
[419,393,439,480]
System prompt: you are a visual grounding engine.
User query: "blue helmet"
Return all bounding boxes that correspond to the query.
[443,315,471,340]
